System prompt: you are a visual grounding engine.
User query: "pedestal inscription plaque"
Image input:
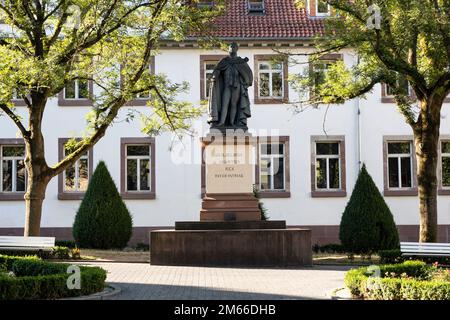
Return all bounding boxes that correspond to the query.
[200,134,260,221]
[205,140,255,194]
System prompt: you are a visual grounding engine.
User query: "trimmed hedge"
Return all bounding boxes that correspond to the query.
[73,161,132,249]
[340,165,399,254]
[0,255,106,300]
[379,249,450,265]
[345,261,450,300]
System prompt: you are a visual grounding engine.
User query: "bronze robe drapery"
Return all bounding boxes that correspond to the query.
[207,56,253,127]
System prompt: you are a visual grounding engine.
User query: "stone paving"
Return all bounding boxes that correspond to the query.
[82,262,350,300]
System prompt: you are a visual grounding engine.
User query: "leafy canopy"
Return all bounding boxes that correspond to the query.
[293,0,450,125]
[0,1,224,175]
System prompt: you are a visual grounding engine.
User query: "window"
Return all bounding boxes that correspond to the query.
[258,62,283,99]
[383,137,417,196]
[260,144,285,191]
[311,136,346,197]
[64,80,89,99]
[58,138,93,200]
[11,89,27,106]
[126,145,151,192]
[255,136,290,198]
[441,141,450,187]
[248,0,265,14]
[387,142,412,189]
[197,0,214,8]
[1,146,26,193]
[204,61,217,99]
[310,54,342,100]
[58,79,93,106]
[382,78,411,103]
[199,55,226,100]
[124,56,155,106]
[312,60,334,94]
[254,55,288,104]
[120,137,155,199]
[0,139,26,200]
[315,143,340,189]
[316,0,330,16]
[439,140,450,194]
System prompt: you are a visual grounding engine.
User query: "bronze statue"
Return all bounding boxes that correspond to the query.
[207,43,253,131]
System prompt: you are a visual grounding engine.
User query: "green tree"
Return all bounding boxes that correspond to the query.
[340,164,399,254]
[292,0,450,242]
[0,1,223,236]
[73,161,132,249]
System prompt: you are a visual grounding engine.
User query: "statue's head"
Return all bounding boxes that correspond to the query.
[228,42,238,55]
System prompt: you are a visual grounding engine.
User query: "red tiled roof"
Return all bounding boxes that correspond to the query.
[203,0,325,39]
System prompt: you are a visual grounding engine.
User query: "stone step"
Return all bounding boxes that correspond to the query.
[175,220,286,230]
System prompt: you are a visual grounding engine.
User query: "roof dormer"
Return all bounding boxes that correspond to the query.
[248,0,265,15]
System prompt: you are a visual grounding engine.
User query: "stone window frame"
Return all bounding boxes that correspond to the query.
[120,137,156,200]
[310,135,347,198]
[255,136,291,198]
[199,55,227,101]
[254,54,289,104]
[58,80,94,107]
[0,138,26,201]
[58,138,94,200]
[309,53,343,101]
[383,135,418,196]
[438,135,450,195]
[124,56,156,106]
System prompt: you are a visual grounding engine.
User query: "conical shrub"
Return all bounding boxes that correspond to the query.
[339,164,399,254]
[73,161,132,249]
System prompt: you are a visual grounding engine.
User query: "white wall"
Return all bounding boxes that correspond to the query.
[1,46,449,230]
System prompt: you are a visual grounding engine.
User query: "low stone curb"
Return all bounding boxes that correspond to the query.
[328,287,353,300]
[60,283,121,300]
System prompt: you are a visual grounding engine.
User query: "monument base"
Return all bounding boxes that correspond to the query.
[150,222,312,267]
[200,193,261,221]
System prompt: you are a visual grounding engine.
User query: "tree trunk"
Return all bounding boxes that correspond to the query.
[24,98,51,237]
[413,98,442,243]
[24,179,48,237]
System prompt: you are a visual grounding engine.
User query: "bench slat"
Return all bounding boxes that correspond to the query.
[0,236,55,248]
[400,241,450,257]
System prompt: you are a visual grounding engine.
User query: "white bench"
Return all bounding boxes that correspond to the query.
[400,242,450,257]
[0,236,55,252]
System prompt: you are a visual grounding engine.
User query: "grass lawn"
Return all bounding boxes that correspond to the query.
[80,249,149,263]
[77,249,377,265]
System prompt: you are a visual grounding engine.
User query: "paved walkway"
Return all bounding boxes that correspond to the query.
[83,262,350,300]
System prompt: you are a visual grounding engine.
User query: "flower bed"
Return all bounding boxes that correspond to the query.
[0,255,106,300]
[345,261,450,300]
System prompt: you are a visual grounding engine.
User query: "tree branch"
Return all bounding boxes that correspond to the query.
[0,103,30,138]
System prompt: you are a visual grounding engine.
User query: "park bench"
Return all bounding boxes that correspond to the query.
[400,242,450,258]
[0,236,55,253]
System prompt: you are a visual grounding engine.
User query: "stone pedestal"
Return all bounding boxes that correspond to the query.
[149,131,313,267]
[201,133,259,221]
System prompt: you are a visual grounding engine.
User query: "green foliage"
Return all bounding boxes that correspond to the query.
[345,261,450,300]
[51,246,70,260]
[73,161,132,249]
[55,240,77,249]
[313,243,346,254]
[253,185,269,220]
[0,255,106,300]
[291,0,450,115]
[379,249,403,264]
[339,164,399,254]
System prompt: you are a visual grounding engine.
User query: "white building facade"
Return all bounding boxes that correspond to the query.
[1,0,450,244]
